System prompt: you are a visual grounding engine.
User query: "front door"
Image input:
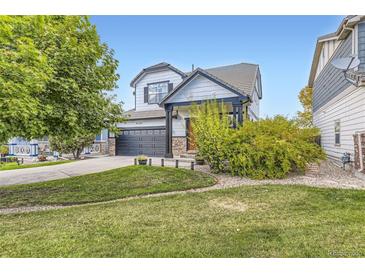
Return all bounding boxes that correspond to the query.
[186,119,197,151]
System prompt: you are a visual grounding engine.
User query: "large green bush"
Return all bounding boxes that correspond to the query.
[190,101,232,172]
[227,116,325,179]
[190,101,325,179]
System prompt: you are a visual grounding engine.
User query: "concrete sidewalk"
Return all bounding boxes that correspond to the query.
[0,156,195,186]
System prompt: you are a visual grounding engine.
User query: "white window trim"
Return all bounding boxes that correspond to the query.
[148,81,169,104]
[334,120,341,146]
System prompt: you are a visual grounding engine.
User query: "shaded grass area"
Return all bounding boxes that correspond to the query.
[0,166,215,208]
[0,160,72,171]
[1,184,365,257]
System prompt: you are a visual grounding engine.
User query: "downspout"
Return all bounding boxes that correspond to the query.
[358,133,364,172]
[356,131,365,173]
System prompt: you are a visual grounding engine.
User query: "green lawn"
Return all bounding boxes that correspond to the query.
[0,166,215,208]
[0,160,72,171]
[1,184,364,257]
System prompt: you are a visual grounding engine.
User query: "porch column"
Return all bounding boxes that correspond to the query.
[237,104,243,126]
[232,105,237,129]
[165,104,173,158]
[232,102,243,127]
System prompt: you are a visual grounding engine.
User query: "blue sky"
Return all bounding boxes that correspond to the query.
[90,16,343,117]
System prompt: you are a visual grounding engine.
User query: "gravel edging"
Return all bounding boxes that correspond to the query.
[1,161,364,215]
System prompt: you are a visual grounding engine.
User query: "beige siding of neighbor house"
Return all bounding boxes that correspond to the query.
[313,85,365,163]
[135,69,184,111]
[166,74,237,104]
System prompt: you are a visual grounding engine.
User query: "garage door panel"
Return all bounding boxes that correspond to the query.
[116,127,166,157]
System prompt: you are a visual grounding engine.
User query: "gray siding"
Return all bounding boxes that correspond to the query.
[359,22,365,72]
[313,33,352,112]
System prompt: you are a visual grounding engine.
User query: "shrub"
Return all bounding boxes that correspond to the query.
[190,101,232,172]
[0,145,9,156]
[137,155,148,161]
[6,156,18,162]
[227,116,325,179]
[190,101,325,179]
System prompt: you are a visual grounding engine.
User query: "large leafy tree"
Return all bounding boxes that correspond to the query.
[0,16,52,143]
[0,16,124,156]
[296,86,313,128]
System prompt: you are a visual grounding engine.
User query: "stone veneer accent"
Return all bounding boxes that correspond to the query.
[100,142,108,155]
[172,137,187,156]
[108,137,116,156]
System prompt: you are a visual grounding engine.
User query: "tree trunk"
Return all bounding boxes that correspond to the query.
[73,146,84,160]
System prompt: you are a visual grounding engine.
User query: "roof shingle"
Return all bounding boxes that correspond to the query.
[205,63,259,95]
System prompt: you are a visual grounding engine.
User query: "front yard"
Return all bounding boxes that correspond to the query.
[1,182,365,257]
[0,166,215,208]
[0,160,72,171]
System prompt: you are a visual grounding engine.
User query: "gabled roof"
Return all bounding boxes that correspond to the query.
[130,62,187,88]
[308,15,364,87]
[205,63,260,98]
[159,62,259,106]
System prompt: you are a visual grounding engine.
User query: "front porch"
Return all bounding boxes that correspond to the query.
[164,96,248,158]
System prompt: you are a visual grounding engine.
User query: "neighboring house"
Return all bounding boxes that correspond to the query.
[116,61,262,158]
[309,15,365,168]
[7,129,110,157]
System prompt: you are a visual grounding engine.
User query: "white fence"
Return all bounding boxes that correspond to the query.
[8,141,106,157]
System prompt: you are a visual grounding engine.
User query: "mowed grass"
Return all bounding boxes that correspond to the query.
[0,160,72,171]
[1,184,365,257]
[0,166,215,208]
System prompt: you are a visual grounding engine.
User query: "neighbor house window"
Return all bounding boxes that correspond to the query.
[148,82,168,104]
[335,120,341,145]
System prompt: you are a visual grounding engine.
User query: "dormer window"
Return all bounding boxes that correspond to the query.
[147,81,169,104]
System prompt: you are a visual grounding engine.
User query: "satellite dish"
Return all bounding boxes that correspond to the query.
[331,56,360,70]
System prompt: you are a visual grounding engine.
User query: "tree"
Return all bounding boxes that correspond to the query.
[0,16,125,157]
[0,16,52,143]
[49,133,96,160]
[296,86,313,128]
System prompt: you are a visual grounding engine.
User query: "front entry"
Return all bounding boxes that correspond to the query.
[186,119,197,151]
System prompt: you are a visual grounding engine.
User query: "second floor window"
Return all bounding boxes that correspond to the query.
[148,82,168,104]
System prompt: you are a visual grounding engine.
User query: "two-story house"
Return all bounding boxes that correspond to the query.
[308,15,365,170]
[115,62,262,158]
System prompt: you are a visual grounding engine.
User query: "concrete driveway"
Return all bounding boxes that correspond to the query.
[0,156,136,186]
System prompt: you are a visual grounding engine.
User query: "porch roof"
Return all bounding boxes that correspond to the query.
[123,109,177,120]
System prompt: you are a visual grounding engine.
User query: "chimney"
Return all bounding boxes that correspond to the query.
[192,64,195,71]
